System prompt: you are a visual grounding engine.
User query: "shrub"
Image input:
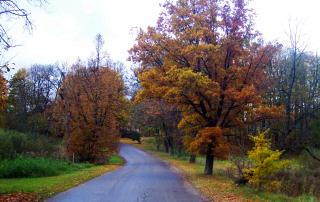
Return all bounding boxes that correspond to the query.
[275,150,320,199]
[300,148,320,170]
[244,130,289,191]
[0,129,61,160]
[0,156,92,178]
[227,155,251,185]
[276,169,320,198]
[121,129,141,143]
[0,134,15,159]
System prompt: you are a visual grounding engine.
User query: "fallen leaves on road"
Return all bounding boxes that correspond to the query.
[0,193,40,202]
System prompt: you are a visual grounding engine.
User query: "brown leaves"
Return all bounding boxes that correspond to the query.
[247,105,285,123]
[0,193,40,202]
[225,85,261,104]
[51,66,126,163]
[0,72,7,110]
[188,127,230,159]
[131,0,283,160]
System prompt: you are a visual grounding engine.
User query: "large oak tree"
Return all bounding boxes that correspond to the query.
[130,0,282,175]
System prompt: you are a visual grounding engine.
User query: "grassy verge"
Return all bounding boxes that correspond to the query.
[122,138,316,202]
[0,156,93,178]
[108,154,125,165]
[0,154,124,200]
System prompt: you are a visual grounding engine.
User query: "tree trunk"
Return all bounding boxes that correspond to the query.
[204,143,214,175]
[169,146,174,155]
[168,136,174,155]
[189,154,196,163]
[163,139,169,153]
[162,123,170,153]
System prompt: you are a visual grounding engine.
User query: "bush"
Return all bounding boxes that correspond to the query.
[121,129,141,143]
[0,156,92,178]
[276,168,320,198]
[275,150,320,199]
[0,129,61,160]
[0,134,15,159]
[300,148,320,170]
[244,130,289,191]
[227,155,251,185]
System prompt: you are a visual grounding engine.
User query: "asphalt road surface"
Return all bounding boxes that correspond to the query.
[48,144,203,202]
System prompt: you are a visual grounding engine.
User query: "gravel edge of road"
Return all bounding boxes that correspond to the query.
[166,162,210,202]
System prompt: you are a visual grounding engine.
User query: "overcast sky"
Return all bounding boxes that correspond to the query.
[4,0,320,70]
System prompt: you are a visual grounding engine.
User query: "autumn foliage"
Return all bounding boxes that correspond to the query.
[244,131,289,191]
[52,65,126,163]
[193,129,232,165]
[130,0,283,174]
[0,72,7,110]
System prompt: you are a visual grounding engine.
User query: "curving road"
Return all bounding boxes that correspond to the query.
[48,144,203,202]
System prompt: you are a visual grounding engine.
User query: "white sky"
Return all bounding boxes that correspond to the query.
[4,0,320,70]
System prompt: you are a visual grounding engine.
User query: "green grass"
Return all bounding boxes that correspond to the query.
[0,154,124,199]
[108,154,125,165]
[0,156,92,178]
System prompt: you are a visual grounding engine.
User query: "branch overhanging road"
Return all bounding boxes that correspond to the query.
[47,144,203,202]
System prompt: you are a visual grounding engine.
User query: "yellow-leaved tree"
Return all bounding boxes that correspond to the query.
[245,130,289,190]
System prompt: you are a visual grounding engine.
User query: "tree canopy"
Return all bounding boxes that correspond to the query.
[130,0,283,174]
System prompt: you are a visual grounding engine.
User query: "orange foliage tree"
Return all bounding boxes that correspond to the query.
[130,0,283,174]
[0,72,7,110]
[51,64,126,163]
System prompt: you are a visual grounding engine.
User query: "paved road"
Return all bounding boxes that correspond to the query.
[48,144,203,202]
